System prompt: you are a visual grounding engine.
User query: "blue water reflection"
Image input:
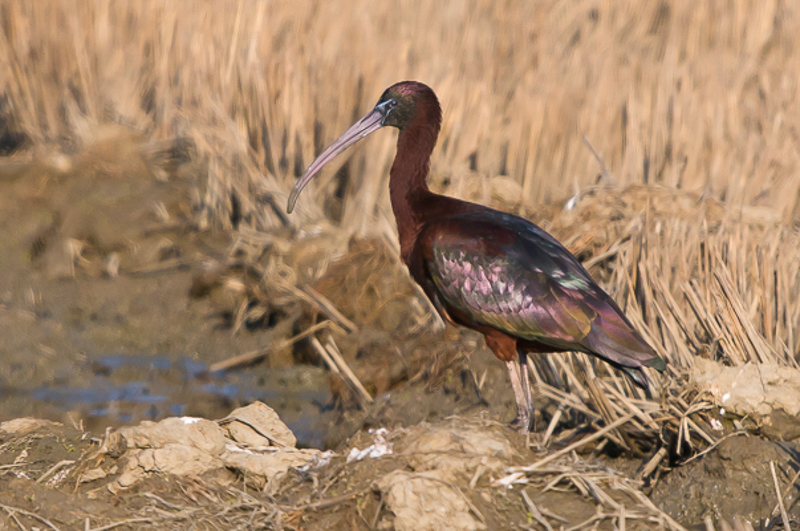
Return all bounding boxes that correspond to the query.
[28,354,331,448]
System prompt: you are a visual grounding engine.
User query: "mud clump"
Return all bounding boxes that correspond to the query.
[377,471,485,531]
[692,358,800,441]
[373,423,516,531]
[103,402,321,494]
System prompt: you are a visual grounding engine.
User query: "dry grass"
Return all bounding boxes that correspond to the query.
[504,456,689,531]
[3,0,800,467]
[4,1,800,227]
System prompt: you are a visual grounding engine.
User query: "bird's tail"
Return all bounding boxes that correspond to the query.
[583,316,666,392]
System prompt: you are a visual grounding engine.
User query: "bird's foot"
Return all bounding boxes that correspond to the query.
[509,412,532,433]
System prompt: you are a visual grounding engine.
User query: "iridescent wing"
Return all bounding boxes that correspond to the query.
[419,210,664,375]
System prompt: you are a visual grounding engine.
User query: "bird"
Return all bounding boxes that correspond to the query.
[287,81,666,432]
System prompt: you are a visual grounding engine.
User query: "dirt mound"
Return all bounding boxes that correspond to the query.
[0,407,707,530]
[692,358,800,441]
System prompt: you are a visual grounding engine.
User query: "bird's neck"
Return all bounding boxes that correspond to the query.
[389,123,438,265]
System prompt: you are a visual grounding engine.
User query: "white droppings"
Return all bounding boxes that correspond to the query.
[180,417,202,425]
[298,450,335,471]
[722,392,731,403]
[346,428,393,463]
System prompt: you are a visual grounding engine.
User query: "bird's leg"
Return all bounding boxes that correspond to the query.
[518,350,534,428]
[484,331,530,432]
[505,359,531,432]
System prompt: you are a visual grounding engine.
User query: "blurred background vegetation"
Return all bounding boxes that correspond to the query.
[3,0,798,232]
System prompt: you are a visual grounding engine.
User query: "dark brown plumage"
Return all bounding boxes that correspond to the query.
[288,81,665,431]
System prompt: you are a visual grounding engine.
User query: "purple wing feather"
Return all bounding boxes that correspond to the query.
[419,209,665,376]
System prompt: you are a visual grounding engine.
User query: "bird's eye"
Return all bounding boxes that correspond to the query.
[379,98,398,119]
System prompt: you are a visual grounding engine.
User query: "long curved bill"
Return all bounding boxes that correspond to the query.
[287,107,385,213]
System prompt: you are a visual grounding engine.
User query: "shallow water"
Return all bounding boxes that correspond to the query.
[0,158,343,448]
[19,354,333,448]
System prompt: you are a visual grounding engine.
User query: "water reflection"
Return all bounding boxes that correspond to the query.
[29,354,332,448]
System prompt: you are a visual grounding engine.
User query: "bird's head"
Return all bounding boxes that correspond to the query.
[376,81,437,130]
[286,81,439,213]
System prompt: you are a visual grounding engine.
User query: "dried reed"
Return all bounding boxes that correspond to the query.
[3,0,799,472]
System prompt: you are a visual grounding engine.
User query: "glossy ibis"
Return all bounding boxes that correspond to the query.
[287,81,666,431]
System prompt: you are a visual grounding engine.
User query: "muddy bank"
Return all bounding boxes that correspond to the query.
[1,404,798,530]
[0,130,338,448]
[0,129,524,452]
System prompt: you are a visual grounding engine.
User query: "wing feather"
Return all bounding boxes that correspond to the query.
[419,209,663,372]
[426,221,596,344]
